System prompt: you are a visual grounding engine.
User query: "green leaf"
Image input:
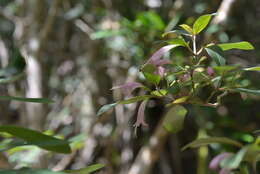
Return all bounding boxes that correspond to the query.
[0,125,71,154]
[162,30,190,38]
[213,65,238,74]
[143,72,161,85]
[179,24,193,34]
[64,164,105,174]
[151,89,168,97]
[220,147,248,169]
[172,96,189,104]
[205,45,226,66]
[166,38,189,48]
[232,88,260,95]
[182,137,243,151]
[163,105,188,133]
[135,11,165,30]
[0,139,29,152]
[244,67,260,71]
[218,41,254,51]
[118,95,152,104]
[193,14,213,34]
[243,144,260,171]
[141,64,157,74]
[97,103,117,116]
[0,96,54,103]
[0,168,66,174]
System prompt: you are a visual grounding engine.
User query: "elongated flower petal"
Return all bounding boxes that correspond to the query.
[209,153,232,170]
[147,45,176,65]
[151,59,171,67]
[111,82,142,96]
[134,100,148,128]
[155,66,165,78]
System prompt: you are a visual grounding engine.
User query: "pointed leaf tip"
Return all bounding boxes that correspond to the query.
[97,103,117,116]
[218,41,254,51]
[193,14,213,34]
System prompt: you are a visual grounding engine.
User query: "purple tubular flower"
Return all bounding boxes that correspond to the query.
[150,59,171,67]
[155,66,165,78]
[111,82,142,96]
[144,45,175,78]
[207,67,214,76]
[209,153,232,170]
[134,100,148,128]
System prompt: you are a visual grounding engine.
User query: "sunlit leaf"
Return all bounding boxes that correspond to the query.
[64,164,105,174]
[163,105,187,133]
[182,137,243,151]
[244,67,260,71]
[179,24,193,34]
[193,14,214,34]
[0,96,54,103]
[205,45,226,66]
[0,125,71,154]
[151,89,168,97]
[143,72,161,85]
[218,42,254,51]
[97,103,117,116]
[118,95,152,104]
[172,96,189,104]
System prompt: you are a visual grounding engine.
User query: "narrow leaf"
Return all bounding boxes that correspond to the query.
[182,137,243,151]
[97,103,117,116]
[0,96,54,103]
[162,30,190,38]
[172,96,189,104]
[179,24,193,34]
[0,125,71,154]
[64,164,105,174]
[244,67,260,71]
[220,147,248,169]
[166,38,189,48]
[193,14,213,34]
[205,45,226,66]
[218,41,254,51]
[232,88,260,95]
[163,105,187,133]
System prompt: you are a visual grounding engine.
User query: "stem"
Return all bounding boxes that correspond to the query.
[192,35,197,56]
[190,34,197,93]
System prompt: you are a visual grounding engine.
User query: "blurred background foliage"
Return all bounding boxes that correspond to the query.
[0,0,259,174]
